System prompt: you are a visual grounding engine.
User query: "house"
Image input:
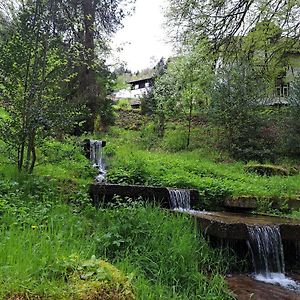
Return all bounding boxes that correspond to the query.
[221,32,300,106]
[111,76,154,108]
[127,77,154,90]
[266,51,300,106]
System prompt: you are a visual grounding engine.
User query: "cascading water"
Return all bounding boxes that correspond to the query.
[89,140,106,182]
[247,225,300,292]
[168,189,191,210]
[247,225,285,276]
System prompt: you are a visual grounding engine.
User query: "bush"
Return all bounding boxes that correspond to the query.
[283,75,300,157]
[162,128,187,152]
[197,179,232,210]
[113,99,132,111]
[106,155,151,185]
[140,122,159,150]
[210,62,273,161]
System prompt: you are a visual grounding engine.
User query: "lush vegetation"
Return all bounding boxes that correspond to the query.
[1,0,300,298]
[0,158,233,299]
[103,127,300,209]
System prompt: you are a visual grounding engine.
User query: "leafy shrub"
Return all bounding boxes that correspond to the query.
[106,156,150,185]
[280,75,300,157]
[139,122,159,150]
[37,139,93,181]
[197,179,232,210]
[162,129,187,152]
[210,63,276,162]
[113,99,132,111]
[40,139,86,164]
[104,143,117,158]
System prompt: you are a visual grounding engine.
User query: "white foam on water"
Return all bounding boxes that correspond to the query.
[254,273,300,292]
[173,208,207,214]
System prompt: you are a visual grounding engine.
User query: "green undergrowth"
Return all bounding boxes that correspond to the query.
[0,177,233,299]
[103,127,300,211]
[292,210,300,219]
[0,137,94,186]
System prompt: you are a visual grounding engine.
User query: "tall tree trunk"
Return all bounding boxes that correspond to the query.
[187,98,193,148]
[18,141,25,171]
[157,103,165,138]
[18,0,40,172]
[29,133,36,173]
[25,132,33,172]
[81,0,99,132]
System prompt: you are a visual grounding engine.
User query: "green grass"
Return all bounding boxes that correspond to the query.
[0,116,299,297]
[0,191,233,299]
[104,127,300,210]
[0,137,94,186]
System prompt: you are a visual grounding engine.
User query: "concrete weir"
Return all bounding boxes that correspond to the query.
[89,183,199,208]
[224,196,300,211]
[184,211,300,272]
[185,211,300,241]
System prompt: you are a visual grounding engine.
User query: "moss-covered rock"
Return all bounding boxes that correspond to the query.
[70,258,135,300]
[244,164,297,176]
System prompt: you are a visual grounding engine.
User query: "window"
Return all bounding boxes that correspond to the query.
[276,84,289,98]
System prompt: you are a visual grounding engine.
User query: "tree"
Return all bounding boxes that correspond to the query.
[0,0,80,172]
[224,21,297,85]
[210,62,273,161]
[167,0,300,54]
[140,58,167,117]
[284,75,300,157]
[153,43,214,146]
[53,0,135,132]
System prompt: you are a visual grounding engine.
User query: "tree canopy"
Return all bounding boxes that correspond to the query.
[167,0,300,54]
[0,0,134,172]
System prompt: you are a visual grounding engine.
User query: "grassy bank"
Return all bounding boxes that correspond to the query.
[0,114,299,298]
[103,127,300,210]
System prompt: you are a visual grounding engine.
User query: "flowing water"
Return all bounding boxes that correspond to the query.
[247,225,300,292]
[89,140,106,182]
[168,189,191,210]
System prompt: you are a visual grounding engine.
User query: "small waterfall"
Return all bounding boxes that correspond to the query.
[168,189,191,210]
[247,225,300,292]
[90,140,106,182]
[247,225,285,276]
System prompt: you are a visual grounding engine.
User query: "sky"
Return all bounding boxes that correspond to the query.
[110,0,173,72]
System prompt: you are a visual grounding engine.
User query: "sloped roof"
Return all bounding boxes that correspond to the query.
[127,76,154,84]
